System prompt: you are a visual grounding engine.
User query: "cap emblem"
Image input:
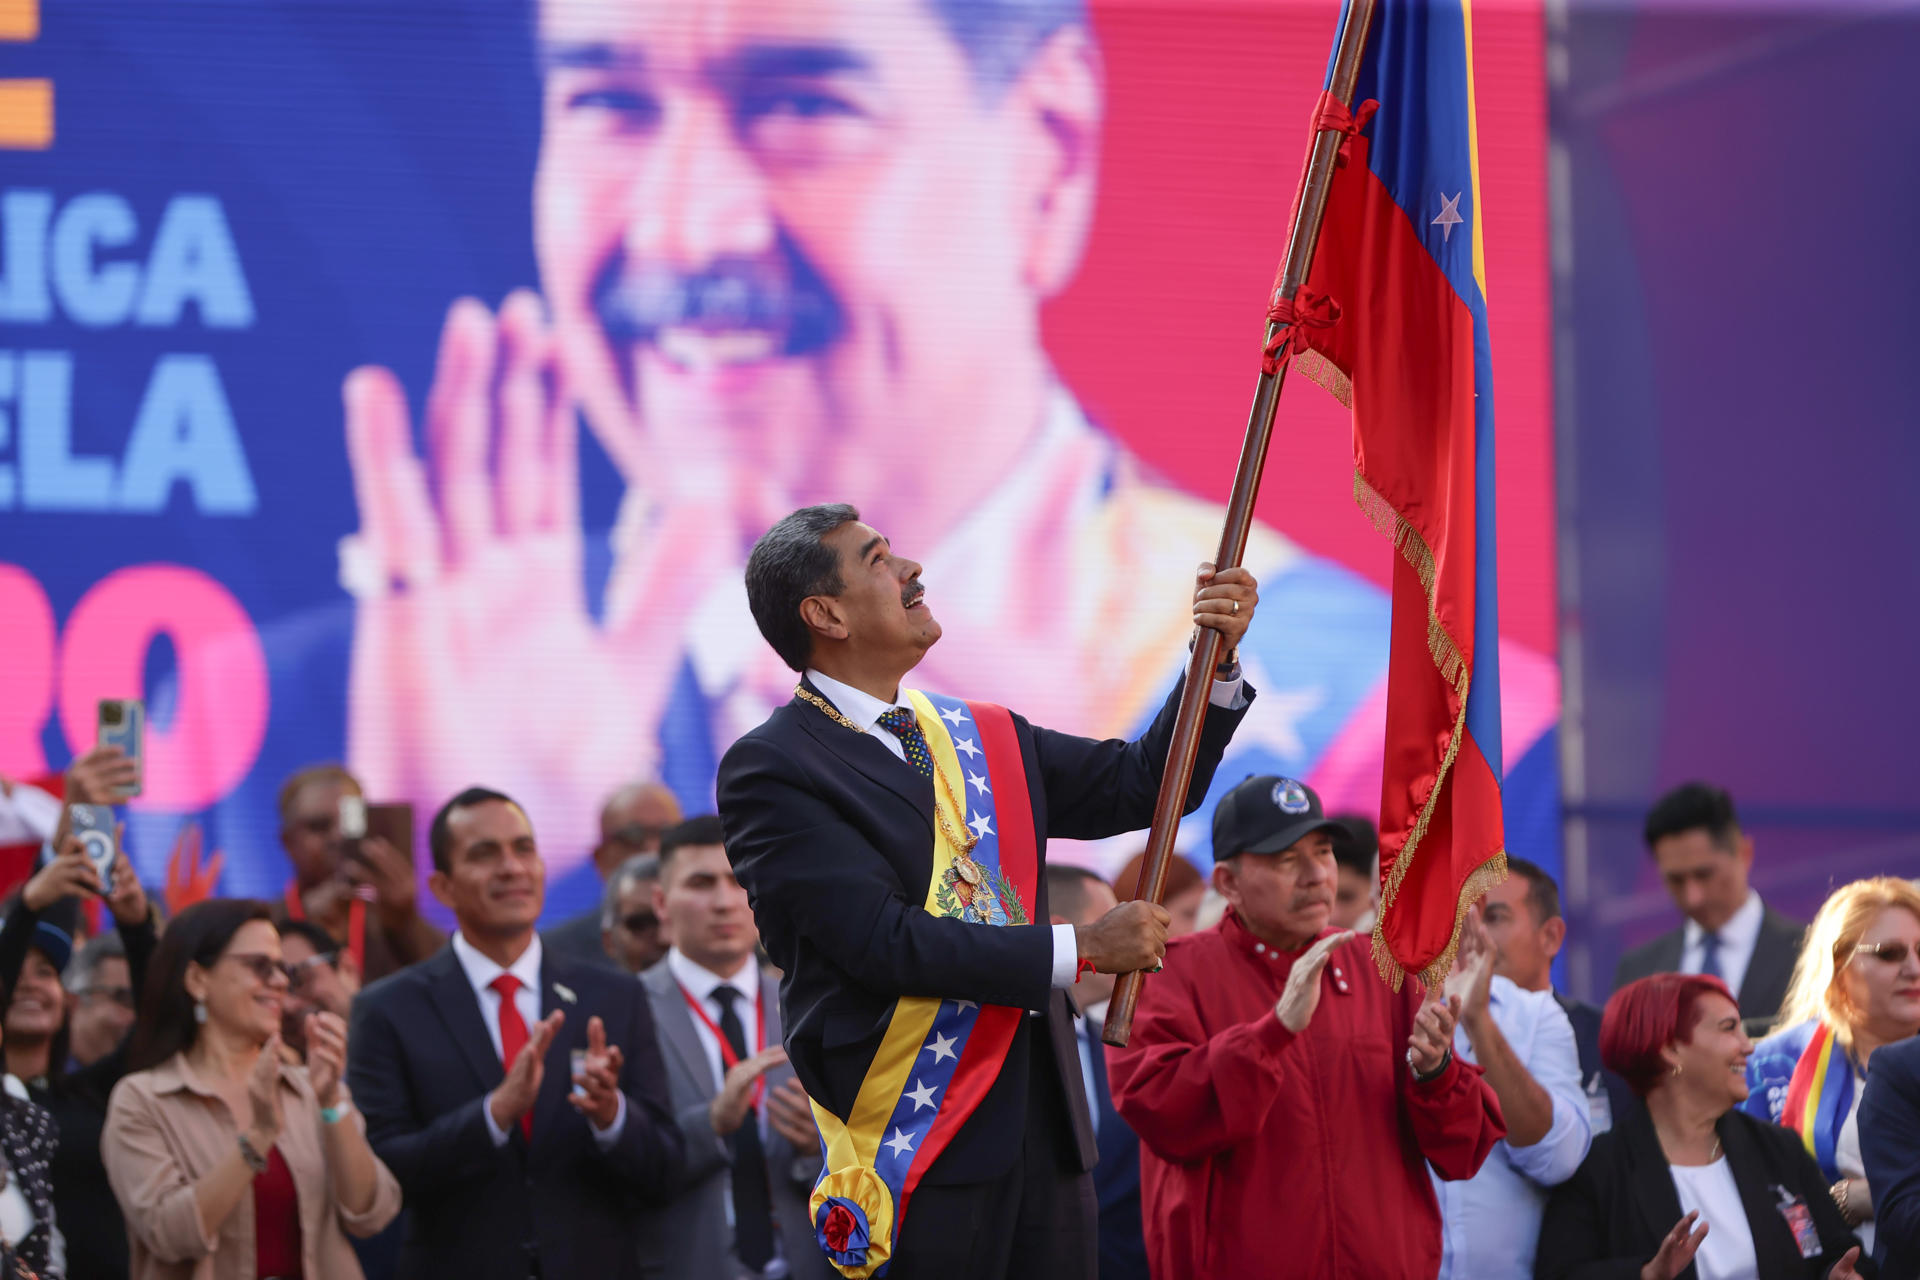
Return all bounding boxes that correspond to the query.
[1272,779,1311,815]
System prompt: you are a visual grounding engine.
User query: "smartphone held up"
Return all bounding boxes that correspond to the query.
[66,804,118,891]
[95,699,144,798]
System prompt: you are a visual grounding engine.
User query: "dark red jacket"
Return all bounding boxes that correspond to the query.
[1110,910,1505,1279]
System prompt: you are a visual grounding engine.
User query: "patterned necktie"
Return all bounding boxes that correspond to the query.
[489,974,532,1140]
[877,707,935,778]
[712,986,775,1270]
[1699,932,1723,981]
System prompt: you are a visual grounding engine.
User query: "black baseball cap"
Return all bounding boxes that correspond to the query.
[1211,775,1356,860]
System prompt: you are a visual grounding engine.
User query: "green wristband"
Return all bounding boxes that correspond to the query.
[319,1101,350,1125]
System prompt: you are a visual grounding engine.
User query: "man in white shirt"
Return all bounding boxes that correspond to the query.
[1431,904,1593,1280]
[639,815,831,1280]
[347,786,684,1279]
[1613,782,1805,1027]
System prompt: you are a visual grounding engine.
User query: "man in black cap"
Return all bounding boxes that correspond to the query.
[1108,775,1504,1280]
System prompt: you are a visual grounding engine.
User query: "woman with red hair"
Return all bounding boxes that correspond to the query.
[1535,974,1868,1280]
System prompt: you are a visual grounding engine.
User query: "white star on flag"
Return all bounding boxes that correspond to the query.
[884,1127,916,1157]
[952,999,978,1012]
[907,1079,938,1111]
[954,737,981,759]
[967,771,990,795]
[927,1032,958,1063]
[939,705,967,727]
[1432,191,1464,242]
[968,812,994,840]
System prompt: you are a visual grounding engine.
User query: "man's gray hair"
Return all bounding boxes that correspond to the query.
[66,929,127,993]
[745,504,861,673]
[601,853,662,929]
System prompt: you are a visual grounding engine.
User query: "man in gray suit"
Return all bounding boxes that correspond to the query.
[1612,782,1805,1029]
[640,816,829,1280]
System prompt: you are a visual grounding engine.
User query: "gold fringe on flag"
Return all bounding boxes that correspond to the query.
[1352,469,1506,991]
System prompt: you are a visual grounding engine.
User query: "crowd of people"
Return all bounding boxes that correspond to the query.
[0,746,1916,1279]
[0,749,1906,1280]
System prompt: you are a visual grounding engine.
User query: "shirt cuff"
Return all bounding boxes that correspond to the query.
[481,1092,511,1148]
[1050,923,1080,989]
[1209,674,1248,710]
[591,1092,629,1150]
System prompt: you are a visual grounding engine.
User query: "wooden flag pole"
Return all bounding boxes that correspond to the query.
[1103,0,1378,1048]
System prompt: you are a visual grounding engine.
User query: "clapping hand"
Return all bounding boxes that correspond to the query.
[305,1012,349,1110]
[489,1011,564,1133]
[1443,905,1497,1025]
[569,1015,626,1131]
[1276,931,1354,1033]
[1830,1247,1863,1280]
[1641,1211,1709,1280]
[709,1046,789,1138]
[247,1034,287,1150]
[766,1075,818,1151]
[1408,992,1461,1078]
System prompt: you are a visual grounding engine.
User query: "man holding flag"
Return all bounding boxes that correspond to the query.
[1112,0,1519,1273]
[716,504,1259,1279]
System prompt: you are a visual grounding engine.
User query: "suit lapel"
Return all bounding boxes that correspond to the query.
[427,950,508,1094]
[531,955,580,1146]
[793,682,934,836]
[1719,1114,1800,1280]
[646,965,719,1099]
[1620,1105,1687,1251]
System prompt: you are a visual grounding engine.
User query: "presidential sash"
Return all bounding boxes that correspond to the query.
[807,691,1039,1279]
[1780,1021,1854,1181]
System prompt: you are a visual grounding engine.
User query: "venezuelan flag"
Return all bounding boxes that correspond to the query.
[1288,0,1505,989]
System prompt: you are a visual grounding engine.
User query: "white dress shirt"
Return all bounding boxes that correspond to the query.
[805,669,1245,991]
[449,932,627,1148]
[1434,976,1593,1280]
[1681,890,1766,1001]
[1670,1158,1761,1280]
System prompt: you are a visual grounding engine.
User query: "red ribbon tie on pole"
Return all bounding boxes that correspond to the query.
[1262,288,1342,376]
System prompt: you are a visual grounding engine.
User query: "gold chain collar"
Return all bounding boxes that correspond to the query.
[794,685,981,855]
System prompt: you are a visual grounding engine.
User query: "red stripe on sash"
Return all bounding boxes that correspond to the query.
[898,1006,1020,1215]
[969,702,1037,909]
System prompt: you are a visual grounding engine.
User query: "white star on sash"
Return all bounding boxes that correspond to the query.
[968,812,994,840]
[907,1079,938,1111]
[939,706,967,727]
[967,771,990,795]
[884,1127,916,1157]
[927,1032,958,1063]
[954,737,982,759]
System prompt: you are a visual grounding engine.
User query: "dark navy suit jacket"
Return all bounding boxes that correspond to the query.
[717,676,1252,1186]
[1862,1034,1920,1279]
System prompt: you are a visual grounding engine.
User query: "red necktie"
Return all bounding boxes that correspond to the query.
[490,973,531,1139]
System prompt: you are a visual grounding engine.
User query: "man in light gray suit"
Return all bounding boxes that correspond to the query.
[639,816,829,1280]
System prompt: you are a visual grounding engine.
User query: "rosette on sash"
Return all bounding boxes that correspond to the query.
[805,691,1038,1278]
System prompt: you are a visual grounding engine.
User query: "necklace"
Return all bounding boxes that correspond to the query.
[795,685,982,858]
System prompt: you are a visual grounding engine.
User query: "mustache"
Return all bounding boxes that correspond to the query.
[592,234,844,357]
[902,578,925,608]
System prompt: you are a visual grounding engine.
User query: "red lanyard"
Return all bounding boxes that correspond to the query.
[678,980,764,1107]
[284,883,367,975]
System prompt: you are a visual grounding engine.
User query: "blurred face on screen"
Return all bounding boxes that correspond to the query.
[533,0,1100,508]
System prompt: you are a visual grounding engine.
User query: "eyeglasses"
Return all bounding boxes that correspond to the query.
[618,913,660,934]
[605,823,666,851]
[285,952,339,987]
[221,953,294,985]
[79,985,135,1009]
[1852,941,1916,966]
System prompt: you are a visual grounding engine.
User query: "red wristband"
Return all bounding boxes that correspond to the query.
[1075,957,1097,984]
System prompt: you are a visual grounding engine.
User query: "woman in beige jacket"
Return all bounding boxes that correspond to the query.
[104,900,400,1280]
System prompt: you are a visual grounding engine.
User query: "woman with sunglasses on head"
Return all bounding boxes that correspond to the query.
[1743,877,1920,1257]
[104,900,400,1280]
